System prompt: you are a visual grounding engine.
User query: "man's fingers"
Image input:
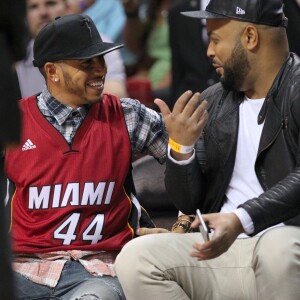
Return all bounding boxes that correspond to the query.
[196,100,208,124]
[190,247,225,260]
[156,91,209,147]
[191,238,227,260]
[154,98,171,117]
[183,98,208,123]
[180,92,202,117]
[138,227,170,235]
[172,90,194,114]
[190,242,215,259]
[191,217,200,228]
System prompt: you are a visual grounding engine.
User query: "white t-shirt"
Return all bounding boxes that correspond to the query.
[222,96,284,237]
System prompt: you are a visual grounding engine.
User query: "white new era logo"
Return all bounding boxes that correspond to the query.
[236,7,245,15]
[22,139,36,151]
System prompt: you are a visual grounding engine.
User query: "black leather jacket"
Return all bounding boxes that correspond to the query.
[166,53,300,235]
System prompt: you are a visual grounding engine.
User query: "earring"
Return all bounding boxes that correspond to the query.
[54,78,59,82]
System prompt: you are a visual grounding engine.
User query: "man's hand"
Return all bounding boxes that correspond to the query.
[155,91,208,161]
[137,227,169,235]
[190,213,244,260]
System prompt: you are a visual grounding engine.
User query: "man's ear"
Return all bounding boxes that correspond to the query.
[242,25,259,50]
[44,62,60,83]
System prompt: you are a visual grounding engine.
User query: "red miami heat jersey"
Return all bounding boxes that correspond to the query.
[5,94,135,254]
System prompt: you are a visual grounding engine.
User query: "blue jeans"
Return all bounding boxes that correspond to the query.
[14,260,126,300]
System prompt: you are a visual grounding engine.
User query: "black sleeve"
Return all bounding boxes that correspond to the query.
[240,167,300,235]
[165,138,206,215]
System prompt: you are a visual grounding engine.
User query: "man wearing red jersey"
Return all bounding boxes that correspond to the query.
[3,13,208,300]
[4,13,161,300]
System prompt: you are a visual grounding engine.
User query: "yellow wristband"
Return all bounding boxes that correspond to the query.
[168,137,194,154]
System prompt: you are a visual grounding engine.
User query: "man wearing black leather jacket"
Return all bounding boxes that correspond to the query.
[115,0,300,299]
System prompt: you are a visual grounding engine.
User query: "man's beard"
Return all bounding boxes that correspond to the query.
[220,40,250,92]
[62,70,103,104]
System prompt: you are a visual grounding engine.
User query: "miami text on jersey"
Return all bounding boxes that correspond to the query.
[28,181,116,209]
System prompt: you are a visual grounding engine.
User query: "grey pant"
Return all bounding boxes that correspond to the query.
[15,261,126,300]
[115,226,300,300]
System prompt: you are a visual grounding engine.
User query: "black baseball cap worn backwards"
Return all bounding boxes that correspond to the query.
[182,0,288,28]
[33,14,124,67]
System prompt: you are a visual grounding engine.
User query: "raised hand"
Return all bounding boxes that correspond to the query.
[155,91,208,160]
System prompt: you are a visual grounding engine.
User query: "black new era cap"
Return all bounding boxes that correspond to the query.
[33,14,124,67]
[182,0,288,28]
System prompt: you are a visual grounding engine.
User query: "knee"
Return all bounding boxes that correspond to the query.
[254,226,300,273]
[115,235,150,274]
[115,234,167,282]
[256,227,299,256]
[69,278,125,300]
[254,227,300,300]
[71,290,122,300]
